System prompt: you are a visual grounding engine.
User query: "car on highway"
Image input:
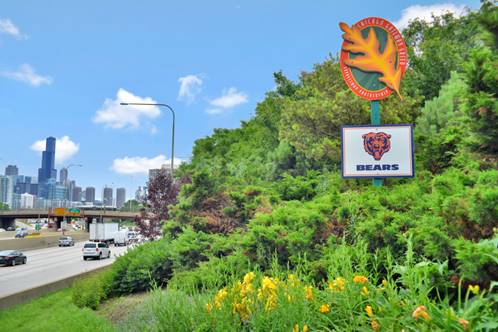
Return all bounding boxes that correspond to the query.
[0,250,27,266]
[15,229,28,238]
[58,236,75,247]
[6,226,15,231]
[83,242,111,260]
[0,228,5,232]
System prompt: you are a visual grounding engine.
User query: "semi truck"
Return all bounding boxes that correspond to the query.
[89,222,119,244]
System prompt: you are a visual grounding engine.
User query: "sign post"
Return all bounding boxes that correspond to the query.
[370,100,383,187]
[339,17,409,186]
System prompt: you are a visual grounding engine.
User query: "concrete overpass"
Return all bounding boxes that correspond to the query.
[0,208,141,229]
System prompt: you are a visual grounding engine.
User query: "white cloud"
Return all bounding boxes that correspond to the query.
[0,18,26,39]
[111,155,184,174]
[394,3,467,30]
[205,108,224,115]
[178,74,203,104]
[206,87,248,115]
[31,136,79,165]
[1,64,52,86]
[93,88,161,129]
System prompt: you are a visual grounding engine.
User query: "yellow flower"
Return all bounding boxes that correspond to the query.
[353,275,368,284]
[365,305,374,317]
[243,272,255,285]
[304,286,313,300]
[294,324,299,332]
[205,302,213,313]
[214,288,228,308]
[361,286,369,296]
[319,304,330,313]
[458,318,469,330]
[328,277,346,292]
[303,324,309,332]
[468,284,479,295]
[412,305,430,321]
[371,320,380,331]
[262,276,278,291]
[265,294,277,311]
[233,299,251,321]
[382,279,388,287]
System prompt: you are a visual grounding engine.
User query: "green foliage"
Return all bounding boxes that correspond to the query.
[72,271,112,310]
[0,288,114,332]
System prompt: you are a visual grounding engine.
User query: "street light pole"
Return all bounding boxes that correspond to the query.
[120,103,176,173]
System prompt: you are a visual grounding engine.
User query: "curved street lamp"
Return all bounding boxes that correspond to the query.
[120,103,176,173]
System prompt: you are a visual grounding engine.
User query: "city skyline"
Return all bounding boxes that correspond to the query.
[1,137,133,208]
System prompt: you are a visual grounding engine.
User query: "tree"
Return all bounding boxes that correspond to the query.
[135,169,184,239]
[464,2,498,154]
[0,202,8,210]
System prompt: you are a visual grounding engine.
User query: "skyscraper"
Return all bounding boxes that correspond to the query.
[85,187,95,204]
[37,137,57,198]
[59,168,68,185]
[0,176,13,208]
[103,187,113,206]
[116,188,126,209]
[5,165,18,176]
[72,186,82,202]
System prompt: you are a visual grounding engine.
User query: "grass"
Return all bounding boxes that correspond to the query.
[96,292,151,325]
[0,288,115,332]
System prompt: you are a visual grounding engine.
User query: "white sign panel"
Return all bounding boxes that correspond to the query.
[341,124,414,178]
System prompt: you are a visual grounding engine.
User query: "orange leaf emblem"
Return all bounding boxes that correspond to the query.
[339,22,403,99]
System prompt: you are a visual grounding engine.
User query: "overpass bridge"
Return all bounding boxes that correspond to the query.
[0,208,141,230]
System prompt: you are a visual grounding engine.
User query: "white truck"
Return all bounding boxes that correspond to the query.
[89,222,120,244]
[113,230,128,247]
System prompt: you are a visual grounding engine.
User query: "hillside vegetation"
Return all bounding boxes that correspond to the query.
[74,3,497,331]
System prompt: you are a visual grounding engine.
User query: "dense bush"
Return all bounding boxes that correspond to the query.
[72,270,112,310]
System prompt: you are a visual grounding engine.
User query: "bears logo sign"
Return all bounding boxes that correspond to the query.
[362,132,391,160]
[341,125,414,178]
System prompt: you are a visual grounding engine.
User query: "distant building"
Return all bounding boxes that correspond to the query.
[116,188,126,209]
[37,137,57,187]
[0,176,14,208]
[46,180,67,201]
[20,193,35,209]
[5,165,18,176]
[72,186,82,202]
[59,168,68,185]
[85,187,95,203]
[135,186,146,202]
[103,187,113,206]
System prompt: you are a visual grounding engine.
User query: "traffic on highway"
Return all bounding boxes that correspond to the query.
[0,240,129,300]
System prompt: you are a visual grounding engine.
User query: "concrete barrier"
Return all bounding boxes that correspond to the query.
[0,265,109,310]
[0,233,89,251]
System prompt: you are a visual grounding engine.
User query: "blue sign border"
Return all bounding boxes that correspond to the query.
[341,124,415,179]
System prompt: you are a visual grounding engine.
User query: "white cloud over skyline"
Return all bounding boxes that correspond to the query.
[93,88,161,129]
[0,18,26,39]
[178,74,203,104]
[30,136,79,165]
[111,155,184,174]
[206,87,248,115]
[394,3,468,30]
[1,64,52,86]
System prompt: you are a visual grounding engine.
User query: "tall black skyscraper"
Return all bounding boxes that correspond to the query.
[38,137,57,184]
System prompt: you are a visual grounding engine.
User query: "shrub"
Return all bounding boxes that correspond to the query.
[72,270,111,310]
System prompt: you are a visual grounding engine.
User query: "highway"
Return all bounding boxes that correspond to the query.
[0,241,128,299]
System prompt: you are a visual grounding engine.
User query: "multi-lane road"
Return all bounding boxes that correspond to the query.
[0,241,128,299]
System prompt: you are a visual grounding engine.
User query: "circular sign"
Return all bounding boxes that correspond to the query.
[339,17,407,100]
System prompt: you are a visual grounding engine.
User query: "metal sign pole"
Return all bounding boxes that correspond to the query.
[371,100,383,187]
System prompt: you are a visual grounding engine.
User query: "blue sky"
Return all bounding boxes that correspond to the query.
[0,0,479,200]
